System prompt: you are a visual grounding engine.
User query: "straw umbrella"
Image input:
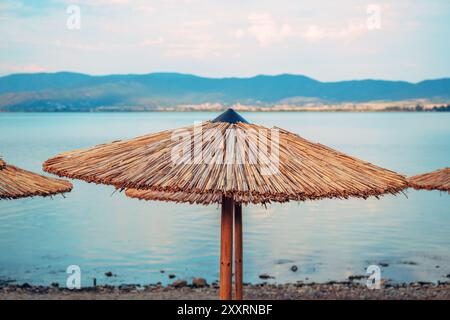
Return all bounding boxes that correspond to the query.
[43,108,407,300]
[0,158,72,200]
[408,168,450,193]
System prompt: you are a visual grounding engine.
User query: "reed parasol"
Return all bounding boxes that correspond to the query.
[0,158,72,200]
[43,109,407,299]
[408,168,450,193]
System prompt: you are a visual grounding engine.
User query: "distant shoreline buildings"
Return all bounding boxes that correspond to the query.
[56,101,450,113]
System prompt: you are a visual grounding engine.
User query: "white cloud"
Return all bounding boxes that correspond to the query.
[301,25,326,42]
[140,37,164,46]
[236,12,367,46]
[166,41,233,59]
[66,0,155,12]
[73,0,134,6]
[0,63,46,73]
[301,24,366,42]
[164,19,235,58]
[132,5,155,13]
[236,13,293,47]
[54,40,106,51]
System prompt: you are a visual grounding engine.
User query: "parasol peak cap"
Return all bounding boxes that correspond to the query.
[212,108,249,124]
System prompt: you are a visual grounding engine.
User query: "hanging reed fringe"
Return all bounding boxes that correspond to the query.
[408,168,450,193]
[43,121,408,205]
[0,158,73,200]
[125,189,222,205]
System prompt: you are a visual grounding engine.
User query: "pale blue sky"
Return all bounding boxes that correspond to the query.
[0,0,449,81]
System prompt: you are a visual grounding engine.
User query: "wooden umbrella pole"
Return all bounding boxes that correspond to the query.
[219,196,234,300]
[234,202,243,300]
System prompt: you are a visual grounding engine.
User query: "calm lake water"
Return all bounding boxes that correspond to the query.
[0,112,449,287]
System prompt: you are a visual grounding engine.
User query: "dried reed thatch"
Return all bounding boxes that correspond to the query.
[0,158,73,200]
[408,168,450,193]
[44,115,407,205]
[126,188,222,205]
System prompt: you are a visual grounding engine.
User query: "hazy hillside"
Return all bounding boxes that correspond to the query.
[0,72,449,111]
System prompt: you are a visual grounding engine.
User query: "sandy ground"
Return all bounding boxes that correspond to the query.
[1,282,450,300]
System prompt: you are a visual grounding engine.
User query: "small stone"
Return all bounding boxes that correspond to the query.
[51,282,59,288]
[399,261,418,265]
[171,279,187,288]
[168,274,176,279]
[275,259,294,265]
[105,271,114,277]
[290,265,298,272]
[160,270,165,273]
[379,262,389,267]
[119,284,136,291]
[348,275,366,281]
[192,277,208,288]
[259,273,274,280]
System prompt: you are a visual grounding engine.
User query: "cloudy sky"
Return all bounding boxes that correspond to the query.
[0,0,449,81]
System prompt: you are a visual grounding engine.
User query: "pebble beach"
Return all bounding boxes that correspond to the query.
[2,281,449,300]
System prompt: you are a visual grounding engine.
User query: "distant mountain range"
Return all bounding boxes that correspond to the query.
[0,72,449,111]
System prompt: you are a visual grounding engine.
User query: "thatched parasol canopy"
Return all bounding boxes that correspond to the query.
[43,108,408,300]
[408,168,450,193]
[0,158,73,200]
[44,111,407,205]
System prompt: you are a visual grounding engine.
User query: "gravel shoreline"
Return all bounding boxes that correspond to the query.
[1,281,449,300]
